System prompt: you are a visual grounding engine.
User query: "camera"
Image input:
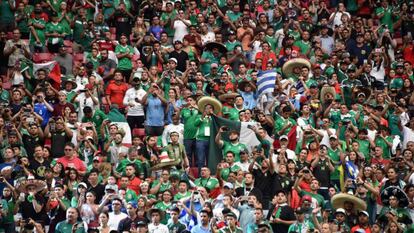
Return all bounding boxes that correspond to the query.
[80,89,87,93]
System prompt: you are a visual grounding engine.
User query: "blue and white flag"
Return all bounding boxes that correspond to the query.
[257,69,277,96]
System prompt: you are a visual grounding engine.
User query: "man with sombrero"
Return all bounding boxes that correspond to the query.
[16,176,49,224]
[379,186,412,226]
[194,96,222,173]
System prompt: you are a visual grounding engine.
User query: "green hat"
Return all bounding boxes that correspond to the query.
[389,77,403,90]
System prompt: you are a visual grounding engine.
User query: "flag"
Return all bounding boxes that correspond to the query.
[33,61,62,84]
[257,69,277,97]
[208,115,261,173]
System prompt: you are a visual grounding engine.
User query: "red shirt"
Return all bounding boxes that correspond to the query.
[404,45,414,65]
[370,157,390,168]
[128,176,142,195]
[351,225,371,233]
[57,156,86,173]
[105,80,129,108]
[255,51,277,70]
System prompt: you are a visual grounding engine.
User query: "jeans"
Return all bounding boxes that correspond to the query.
[196,140,209,173]
[184,138,196,166]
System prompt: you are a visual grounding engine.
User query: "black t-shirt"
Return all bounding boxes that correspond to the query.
[252,169,281,208]
[311,158,331,187]
[51,131,71,158]
[268,205,295,233]
[22,134,44,159]
[29,159,50,180]
[20,194,49,224]
[87,183,105,203]
[169,50,189,72]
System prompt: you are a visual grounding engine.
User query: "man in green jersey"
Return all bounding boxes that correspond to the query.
[181,95,199,167]
[55,207,86,233]
[194,167,220,191]
[215,127,248,162]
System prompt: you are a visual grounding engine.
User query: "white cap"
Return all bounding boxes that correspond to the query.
[335,208,346,215]
[280,135,288,140]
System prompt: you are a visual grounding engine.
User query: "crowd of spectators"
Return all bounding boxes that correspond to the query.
[1,0,414,232]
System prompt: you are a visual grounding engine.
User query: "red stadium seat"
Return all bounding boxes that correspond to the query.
[32,53,55,63]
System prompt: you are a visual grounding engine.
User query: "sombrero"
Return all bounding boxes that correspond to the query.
[331,193,367,211]
[147,208,165,219]
[16,178,47,193]
[150,151,181,170]
[282,58,311,76]
[197,96,222,115]
[381,186,409,207]
[204,42,227,54]
[320,86,337,103]
[218,92,240,102]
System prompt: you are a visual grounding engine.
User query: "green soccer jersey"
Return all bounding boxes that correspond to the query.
[174,191,191,201]
[220,164,241,181]
[125,189,138,202]
[115,44,134,70]
[82,109,107,138]
[299,190,325,209]
[55,221,86,233]
[181,108,199,139]
[167,222,187,233]
[154,201,172,224]
[376,6,394,32]
[375,136,393,159]
[222,141,248,162]
[194,176,219,190]
[194,115,212,141]
[328,147,341,180]
[29,18,46,45]
[151,180,172,193]
[265,35,278,51]
[225,40,241,52]
[116,158,143,175]
[161,11,177,37]
[46,21,65,45]
[294,40,311,55]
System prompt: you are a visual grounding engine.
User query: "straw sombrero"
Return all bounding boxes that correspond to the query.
[218,92,240,102]
[150,151,181,170]
[16,177,47,193]
[331,193,367,211]
[197,96,223,115]
[62,76,77,90]
[282,58,311,76]
[320,86,337,103]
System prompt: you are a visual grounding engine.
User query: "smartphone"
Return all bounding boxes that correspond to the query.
[50,122,56,132]
[222,126,229,131]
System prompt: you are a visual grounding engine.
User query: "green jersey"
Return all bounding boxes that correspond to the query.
[116,158,143,175]
[160,11,177,37]
[194,177,219,190]
[181,108,199,139]
[55,221,86,233]
[82,109,107,138]
[294,40,311,55]
[151,180,172,193]
[222,141,248,162]
[115,44,134,70]
[174,191,191,201]
[220,164,241,181]
[194,115,212,141]
[29,18,46,45]
[167,221,187,233]
[299,190,325,209]
[46,21,65,45]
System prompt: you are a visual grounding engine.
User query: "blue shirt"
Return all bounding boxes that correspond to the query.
[191,224,211,233]
[239,91,257,110]
[34,103,51,127]
[146,95,165,126]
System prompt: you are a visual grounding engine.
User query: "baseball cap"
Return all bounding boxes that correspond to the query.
[168,58,178,64]
[280,135,288,141]
[78,182,88,189]
[211,63,218,68]
[223,182,234,189]
[335,208,346,215]
[136,221,148,226]
[359,210,369,217]
[93,156,102,163]
[329,135,338,140]
[105,184,118,193]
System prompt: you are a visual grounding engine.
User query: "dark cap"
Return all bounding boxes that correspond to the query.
[226,212,237,219]
[34,8,42,14]
[295,207,305,214]
[136,221,148,226]
[169,206,180,213]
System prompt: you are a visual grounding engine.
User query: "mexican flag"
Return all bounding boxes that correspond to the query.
[208,115,263,173]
